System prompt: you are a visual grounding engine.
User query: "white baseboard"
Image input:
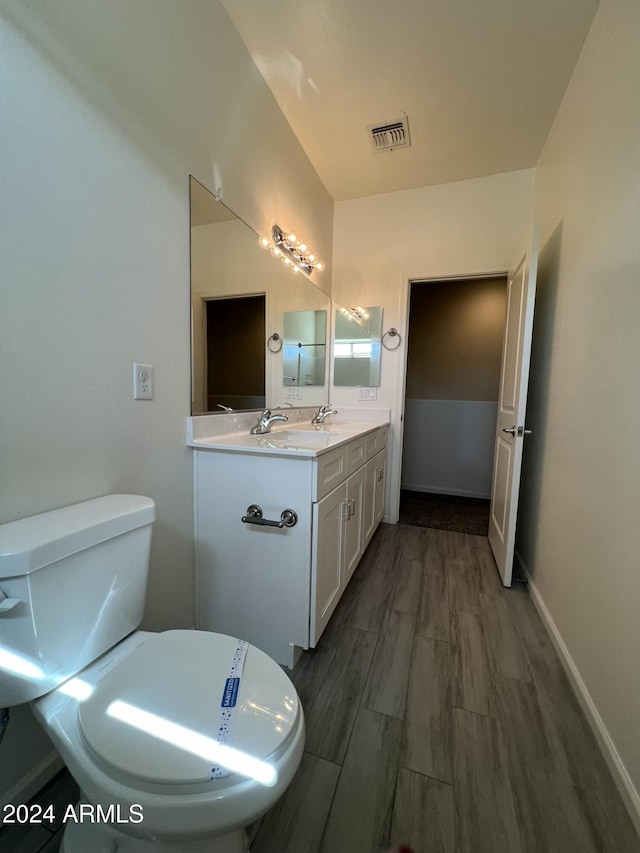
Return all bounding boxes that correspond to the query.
[400,484,491,500]
[1,750,64,810]
[515,549,640,835]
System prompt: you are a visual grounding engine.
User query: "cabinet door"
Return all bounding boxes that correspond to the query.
[310,482,346,646]
[363,449,386,546]
[363,458,376,546]
[372,449,386,527]
[343,465,366,585]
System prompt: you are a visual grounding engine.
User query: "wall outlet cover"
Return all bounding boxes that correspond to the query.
[133,363,154,400]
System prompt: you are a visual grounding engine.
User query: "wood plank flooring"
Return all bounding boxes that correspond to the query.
[253,523,640,853]
[1,524,638,853]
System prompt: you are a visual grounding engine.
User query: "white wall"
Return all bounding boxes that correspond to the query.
[0,0,332,804]
[516,0,640,823]
[331,169,535,520]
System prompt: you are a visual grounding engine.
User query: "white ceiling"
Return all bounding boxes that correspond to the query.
[221,0,599,201]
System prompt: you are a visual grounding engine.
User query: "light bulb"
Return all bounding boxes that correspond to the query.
[282,256,293,266]
[270,247,282,258]
[307,252,317,264]
[258,236,270,250]
[286,232,297,246]
[315,261,324,272]
[296,242,308,254]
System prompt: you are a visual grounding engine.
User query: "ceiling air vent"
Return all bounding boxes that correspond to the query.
[367,116,411,151]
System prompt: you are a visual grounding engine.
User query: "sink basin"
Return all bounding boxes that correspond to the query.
[268,429,338,446]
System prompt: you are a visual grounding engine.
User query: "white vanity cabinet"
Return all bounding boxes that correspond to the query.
[193,423,387,667]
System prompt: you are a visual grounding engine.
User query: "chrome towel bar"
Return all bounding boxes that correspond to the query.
[241,505,298,529]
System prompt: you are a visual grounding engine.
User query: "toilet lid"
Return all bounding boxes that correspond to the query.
[77,630,299,787]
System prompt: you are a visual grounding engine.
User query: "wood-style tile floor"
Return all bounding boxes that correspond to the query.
[2,524,638,852]
[252,524,640,853]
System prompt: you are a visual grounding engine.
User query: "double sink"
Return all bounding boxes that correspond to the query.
[187,408,390,458]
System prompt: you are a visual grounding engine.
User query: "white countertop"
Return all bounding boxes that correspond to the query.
[187,407,390,458]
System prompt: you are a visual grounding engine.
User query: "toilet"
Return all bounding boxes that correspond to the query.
[0,495,304,852]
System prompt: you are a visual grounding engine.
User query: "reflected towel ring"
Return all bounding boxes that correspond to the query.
[267,332,283,353]
[382,328,401,350]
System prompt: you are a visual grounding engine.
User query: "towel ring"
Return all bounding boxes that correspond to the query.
[382,328,401,350]
[267,332,283,353]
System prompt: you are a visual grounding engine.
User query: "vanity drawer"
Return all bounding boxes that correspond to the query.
[365,427,387,461]
[314,445,347,500]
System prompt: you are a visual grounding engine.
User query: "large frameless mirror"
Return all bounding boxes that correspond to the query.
[190,177,330,413]
[333,305,383,387]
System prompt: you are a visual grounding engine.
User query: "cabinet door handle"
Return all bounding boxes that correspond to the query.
[341,500,351,520]
[375,467,384,482]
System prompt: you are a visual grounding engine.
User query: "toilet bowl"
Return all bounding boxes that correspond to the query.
[0,495,304,852]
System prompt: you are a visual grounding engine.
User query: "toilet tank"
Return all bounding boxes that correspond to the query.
[0,495,156,707]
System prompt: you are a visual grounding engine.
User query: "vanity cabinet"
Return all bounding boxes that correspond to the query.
[194,424,387,667]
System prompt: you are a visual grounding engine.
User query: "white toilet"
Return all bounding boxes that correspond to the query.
[0,495,305,852]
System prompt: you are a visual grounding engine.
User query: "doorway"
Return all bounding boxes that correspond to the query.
[399,276,507,534]
[205,294,266,412]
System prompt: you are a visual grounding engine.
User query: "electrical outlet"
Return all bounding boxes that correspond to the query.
[133,363,154,400]
[286,387,302,399]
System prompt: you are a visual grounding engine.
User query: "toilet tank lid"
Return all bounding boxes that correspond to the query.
[0,495,156,578]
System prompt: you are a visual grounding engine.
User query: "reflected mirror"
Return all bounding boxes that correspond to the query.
[283,310,327,387]
[333,306,383,387]
[190,177,330,413]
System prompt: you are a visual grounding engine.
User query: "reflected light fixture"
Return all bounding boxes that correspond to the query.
[340,306,370,323]
[259,224,324,278]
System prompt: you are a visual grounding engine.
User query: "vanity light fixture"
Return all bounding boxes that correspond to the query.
[258,225,324,278]
[340,306,370,323]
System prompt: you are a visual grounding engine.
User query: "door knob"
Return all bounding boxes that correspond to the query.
[502,426,532,437]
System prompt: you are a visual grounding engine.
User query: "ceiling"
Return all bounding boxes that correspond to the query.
[221,0,599,201]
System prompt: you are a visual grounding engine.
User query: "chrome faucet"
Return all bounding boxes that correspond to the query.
[249,408,289,435]
[311,404,338,425]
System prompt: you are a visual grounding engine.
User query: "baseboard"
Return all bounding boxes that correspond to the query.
[515,549,640,835]
[400,484,491,500]
[1,750,64,810]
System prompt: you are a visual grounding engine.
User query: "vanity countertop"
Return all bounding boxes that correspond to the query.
[187,408,390,458]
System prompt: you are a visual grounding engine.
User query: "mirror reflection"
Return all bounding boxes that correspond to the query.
[190,177,330,413]
[283,310,327,387]
[333,306,383,387]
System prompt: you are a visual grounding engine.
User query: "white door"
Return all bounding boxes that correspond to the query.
[488,224,540,586]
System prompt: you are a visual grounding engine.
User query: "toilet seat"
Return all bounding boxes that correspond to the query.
[77,630,299,789]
